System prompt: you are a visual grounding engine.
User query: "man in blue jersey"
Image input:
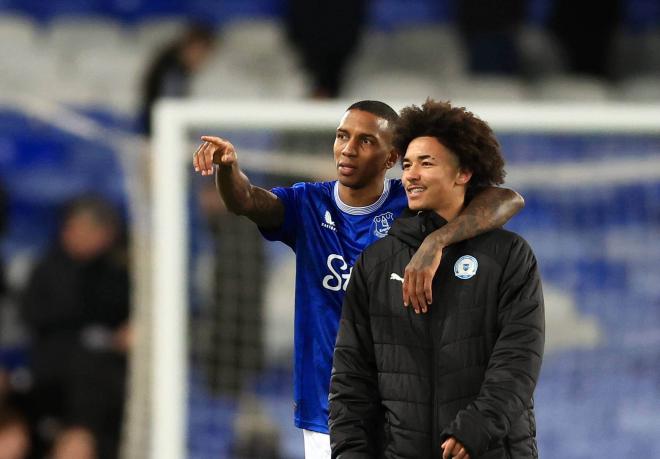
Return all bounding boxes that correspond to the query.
[192,100,524,458]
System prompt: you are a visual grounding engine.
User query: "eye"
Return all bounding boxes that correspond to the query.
[422,161,433,167]
[336,132,347,140]
[361,138,373,145]
[402,163,411,170]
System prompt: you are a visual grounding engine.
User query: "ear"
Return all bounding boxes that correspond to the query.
[456,169,472,185]
[384,148,399,170]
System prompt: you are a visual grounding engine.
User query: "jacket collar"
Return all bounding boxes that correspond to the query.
[388,210,447,249]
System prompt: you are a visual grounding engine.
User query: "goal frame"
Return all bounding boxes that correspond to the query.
[150,99,660,459]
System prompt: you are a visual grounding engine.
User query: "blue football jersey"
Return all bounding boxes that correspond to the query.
[260,178,408,433]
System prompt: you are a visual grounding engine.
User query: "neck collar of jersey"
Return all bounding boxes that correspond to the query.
[334,179,391,216]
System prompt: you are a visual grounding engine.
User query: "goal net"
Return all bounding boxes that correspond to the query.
[131,100,660,459]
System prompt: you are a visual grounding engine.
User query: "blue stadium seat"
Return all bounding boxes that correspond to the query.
[0,0,16,12]
[0,110,32,131]
[11,136,70,169]
[187,367,237,458]
[108,0,185,22]
[13,0,109,22]
[526,0,554,25]
[369,0,452,30]
[188,0,283,25]
[0,346,29,370]
[624,0,660,30]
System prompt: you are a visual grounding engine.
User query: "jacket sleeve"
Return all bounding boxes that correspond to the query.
[329,254,380,459]
[441,236,545,457]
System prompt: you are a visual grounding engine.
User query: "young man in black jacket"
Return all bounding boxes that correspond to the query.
[329,100,545,459]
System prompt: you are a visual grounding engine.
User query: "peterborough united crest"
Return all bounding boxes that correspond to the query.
[454,255,478,279]
[373,212,394,238]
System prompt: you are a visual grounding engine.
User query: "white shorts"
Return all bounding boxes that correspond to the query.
[303,429,331,459]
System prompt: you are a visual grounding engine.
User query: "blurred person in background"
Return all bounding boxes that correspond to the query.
[0,405,30,459]
[139,23,216,136]
[0,368,31,459]
[51,427,96,459]
[21,196,130,459]
[285,0,368,98]
[549,0,622,78]
[457,0,527,75]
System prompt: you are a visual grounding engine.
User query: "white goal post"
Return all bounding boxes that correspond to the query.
[150,100,660,459]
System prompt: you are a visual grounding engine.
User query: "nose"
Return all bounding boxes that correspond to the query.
[403,164,420,182]
[341,138,357,156]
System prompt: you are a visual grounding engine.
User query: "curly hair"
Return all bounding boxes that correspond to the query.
[393,99,506,196]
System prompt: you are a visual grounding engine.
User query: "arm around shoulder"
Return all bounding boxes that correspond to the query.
[402,186,525,311]
[436,186,525,247]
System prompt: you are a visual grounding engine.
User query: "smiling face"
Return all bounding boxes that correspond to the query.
[333,109,397,190]
[402,136,472,218]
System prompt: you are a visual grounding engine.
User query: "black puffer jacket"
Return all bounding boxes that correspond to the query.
[329,210,544,458]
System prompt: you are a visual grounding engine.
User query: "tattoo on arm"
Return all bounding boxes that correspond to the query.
[215,165,285,229]
[245,186,285,229]
[435,187,524,246]
[419,245,441,266]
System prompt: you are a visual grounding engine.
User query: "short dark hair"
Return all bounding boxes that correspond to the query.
[394,99,505,196]
[61,195,121,229]
[347,100,399,125]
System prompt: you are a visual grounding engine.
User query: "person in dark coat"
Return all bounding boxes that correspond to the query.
[21,196,130,459]
[285,0,368,98]
[549,0,622,78]
[457,0,527,75]
[329,100,544,459]
[139,24,215,136]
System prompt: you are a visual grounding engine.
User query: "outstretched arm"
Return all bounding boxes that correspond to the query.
[403,186,524,312]
[193,136,284,229]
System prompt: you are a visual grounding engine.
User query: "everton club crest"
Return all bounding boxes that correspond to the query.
[373,212,394,238]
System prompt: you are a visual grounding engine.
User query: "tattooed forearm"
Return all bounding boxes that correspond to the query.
[216,164,284,228]
[246,186,285,228]
[250,187,277,213]
[216,165,251,214]
[419,246,440,266]
[432,187,524,247]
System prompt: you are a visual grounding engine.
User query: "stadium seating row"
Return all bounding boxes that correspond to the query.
[1,14,660,115]
[1,0,660,29]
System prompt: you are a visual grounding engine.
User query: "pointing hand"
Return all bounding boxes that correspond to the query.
[193,136,237,176]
